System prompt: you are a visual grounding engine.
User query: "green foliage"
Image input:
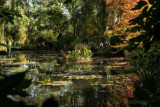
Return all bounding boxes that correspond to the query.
[129,41,160,78]
[54,34,75,51]
[29,31,57,49]
[126,0,160,79]
[126,0,160,52]
[0,0,22,51]
[67,44,93,61]
[0,0,111,51]
[74,44,90,54]
[0,5,22,24]
[15,7,30,44]
[44,79,51,83]
[84,47,92,58]
[70,37,81,50]
[67,49,81,60]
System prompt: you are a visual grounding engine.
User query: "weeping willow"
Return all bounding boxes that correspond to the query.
[0,0,7,51]
[0,0,30,51]
[16,7,30,45]
[0,23,7,51]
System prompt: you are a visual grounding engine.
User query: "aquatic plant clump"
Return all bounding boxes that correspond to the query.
[61,44,93,62]
[66,47,93,62]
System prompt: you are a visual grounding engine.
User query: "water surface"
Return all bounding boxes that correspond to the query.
[0,51,139,107]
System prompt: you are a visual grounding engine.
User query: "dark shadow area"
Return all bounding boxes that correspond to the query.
[129,75,160,107]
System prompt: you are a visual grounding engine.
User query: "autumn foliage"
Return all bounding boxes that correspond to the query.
[105,0,147,48]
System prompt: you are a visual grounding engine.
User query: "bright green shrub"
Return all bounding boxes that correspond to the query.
[66,44,93,61]
[67,49,81,60]
[84,47,92,58]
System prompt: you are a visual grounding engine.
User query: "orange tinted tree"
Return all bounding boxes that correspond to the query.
[105,0,143,49]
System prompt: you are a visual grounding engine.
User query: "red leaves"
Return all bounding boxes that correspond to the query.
[105,0,142,23]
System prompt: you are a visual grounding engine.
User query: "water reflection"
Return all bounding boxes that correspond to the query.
[0,51,139,107]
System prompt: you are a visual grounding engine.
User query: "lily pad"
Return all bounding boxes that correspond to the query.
[64,75,103,80]
[40,81,72,86]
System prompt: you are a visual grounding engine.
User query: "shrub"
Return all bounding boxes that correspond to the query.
[83,47,92,58]
[74,44,90,56]
[67,49,81,60]
[129,41,160,78]
[70,38,82,50]
[54,34,74,51]
[65,44,93,62]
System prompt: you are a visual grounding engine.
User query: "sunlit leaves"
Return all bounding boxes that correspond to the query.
[131,0,148,10]
[107,0,142,49]
[0,8,21,24]
[127,0,160,52]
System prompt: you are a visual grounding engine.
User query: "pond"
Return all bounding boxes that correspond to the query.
[0,51,140,107]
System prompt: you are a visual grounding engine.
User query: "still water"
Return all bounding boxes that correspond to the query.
[0,51,140,107]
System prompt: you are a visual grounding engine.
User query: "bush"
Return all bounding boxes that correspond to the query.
[70,37,82,50]
[22,31,57,50]
[129,41,160,78]
[63,44,93,62]
[83,47,93,58]
[67,49,81,60]
[54,34,74,51]
[74,44,90,56]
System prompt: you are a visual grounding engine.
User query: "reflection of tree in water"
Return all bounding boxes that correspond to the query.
[54,81,117,106]
[83,87,107,107]
[16,54,27,62]
[82,86,128,107]
[129,76,160,107]
[1,52,141,107]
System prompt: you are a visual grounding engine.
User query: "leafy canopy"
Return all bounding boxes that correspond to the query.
[126,0,160,52]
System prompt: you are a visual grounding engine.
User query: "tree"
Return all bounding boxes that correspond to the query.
[126,0,160,52]
[0,0,22,51]
[105,0,142,50]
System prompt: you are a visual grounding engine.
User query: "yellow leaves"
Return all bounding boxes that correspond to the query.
[106,6,114,12]
[128,11,134,15]
[18,31,27,45]
[86,23,98,35]
[85,13,99,36]
[126,85,132,90]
